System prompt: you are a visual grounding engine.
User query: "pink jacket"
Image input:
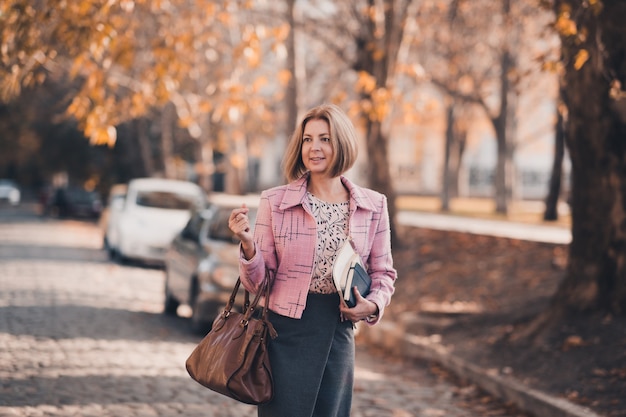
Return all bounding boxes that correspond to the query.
[239,174,397,322]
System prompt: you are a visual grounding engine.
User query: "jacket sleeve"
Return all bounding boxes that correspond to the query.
[364,194,397,324]
[239,191,277,294]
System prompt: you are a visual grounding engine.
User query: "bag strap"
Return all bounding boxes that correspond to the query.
[222,269,277,339]
[259,269,276,336]
[222,278,241,317]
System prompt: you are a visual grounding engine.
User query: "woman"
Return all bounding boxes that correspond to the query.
[228,103,397,417]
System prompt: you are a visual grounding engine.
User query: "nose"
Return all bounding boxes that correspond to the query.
[310,138,321,150]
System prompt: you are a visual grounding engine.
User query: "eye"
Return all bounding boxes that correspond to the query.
[303,137,312,142]
[321,137,330,142]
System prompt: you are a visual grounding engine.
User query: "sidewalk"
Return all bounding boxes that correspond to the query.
[358,321,602,417]
[358,209,603,417]
[398,210,571,244]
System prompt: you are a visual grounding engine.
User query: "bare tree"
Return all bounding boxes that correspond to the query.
[421,0,547,214]
[441,99,469,211]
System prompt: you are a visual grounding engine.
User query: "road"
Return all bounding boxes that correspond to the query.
[0,203,526,417]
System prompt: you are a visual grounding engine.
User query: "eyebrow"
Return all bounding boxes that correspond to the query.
[303,132,330,136]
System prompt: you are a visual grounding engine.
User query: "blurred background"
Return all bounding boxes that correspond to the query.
[0,0,567,219]
[1,2,625,414]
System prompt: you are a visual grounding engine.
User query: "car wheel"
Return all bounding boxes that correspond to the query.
[163,277,180,315]
[113,249,128,265]
[190,299,213,335]
[189,282,214,335]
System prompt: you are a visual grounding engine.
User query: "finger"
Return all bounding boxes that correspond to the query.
[353,286,365,303]
[229,211,247,227]
[232,205,249,214]
[240,216,250,233]
[237,204,249,215]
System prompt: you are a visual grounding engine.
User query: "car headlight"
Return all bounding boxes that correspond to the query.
[9,189,19,203]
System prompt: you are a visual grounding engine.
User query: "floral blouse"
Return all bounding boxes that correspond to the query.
[307,192,350,294]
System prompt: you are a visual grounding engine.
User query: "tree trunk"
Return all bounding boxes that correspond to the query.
[493,0,521,214]
[352,0,410,248]
[550,0,626,315]
[450,125,467,199]
[161,102,176,179]
[543,96,566,221]
[441,103,455,212]
[364,118,399,246]
[285,0,298,136]
[136,118,154,177]
[493,110,508,214]
[436,98,468,210]
[197,117,214,192]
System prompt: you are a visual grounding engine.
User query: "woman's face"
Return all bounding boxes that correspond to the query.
[302,118,333,176]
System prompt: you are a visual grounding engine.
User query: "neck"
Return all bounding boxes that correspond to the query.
[307,175,348,203]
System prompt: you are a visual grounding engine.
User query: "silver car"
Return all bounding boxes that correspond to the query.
[164,194,259,333]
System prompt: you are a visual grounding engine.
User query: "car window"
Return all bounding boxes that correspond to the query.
[206,207,257,242]
[67,189,98,203]
[181,213,204,241]
[135,191,197,210]
[207,210,237,242]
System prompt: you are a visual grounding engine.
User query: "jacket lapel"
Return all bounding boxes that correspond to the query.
[341,176,377,213]
[279,175,308,211]
[277,173,378,213]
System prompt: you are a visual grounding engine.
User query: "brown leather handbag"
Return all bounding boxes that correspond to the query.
[185,271,277,404]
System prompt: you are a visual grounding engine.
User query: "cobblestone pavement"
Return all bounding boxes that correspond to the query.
[0,204,522,417]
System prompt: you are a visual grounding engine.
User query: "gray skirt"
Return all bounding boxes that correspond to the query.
[258,293,355,417]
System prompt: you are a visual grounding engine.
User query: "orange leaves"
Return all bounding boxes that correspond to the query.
[588,0,604,15]
[67,88,118,146]
[277,70,291,87]
[356,71,377,94]
[272,23,290,42]
[67,95,91,121]
[3,0,285,150]
[354,71,394,122]
[554,4,596,72]
[561,335,586,351]
[554,9,577,37]
[119,0,135,13]
[541,59,563,74]
[87,125,117,147]
[573,49,589,70]
[252,75,269,92]
[609,80,626,101]
[238,25,263,68]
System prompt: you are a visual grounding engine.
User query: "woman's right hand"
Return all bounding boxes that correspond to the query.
[228,204,255,259]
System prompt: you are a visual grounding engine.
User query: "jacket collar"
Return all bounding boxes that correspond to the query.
[279,173,378,212]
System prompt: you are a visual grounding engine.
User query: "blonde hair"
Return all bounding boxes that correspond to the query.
[283,104,359,182]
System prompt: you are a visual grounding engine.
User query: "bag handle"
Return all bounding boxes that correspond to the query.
[220,269,277,339]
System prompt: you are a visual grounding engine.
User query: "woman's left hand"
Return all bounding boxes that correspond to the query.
[339,288,378,322]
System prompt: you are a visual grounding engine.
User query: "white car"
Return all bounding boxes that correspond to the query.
[0,179,21,205]
[107,178,206,265]
[101,183,127,249]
